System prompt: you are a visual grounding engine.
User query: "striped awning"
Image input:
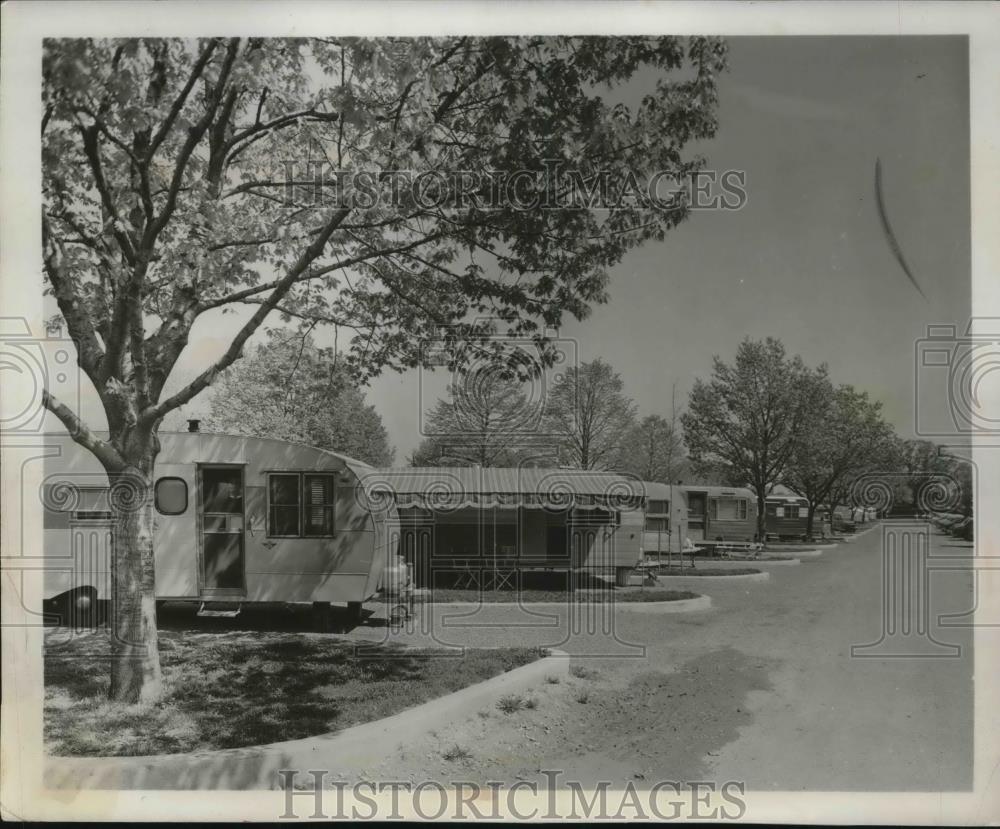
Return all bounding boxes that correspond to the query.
[360,467,646,512]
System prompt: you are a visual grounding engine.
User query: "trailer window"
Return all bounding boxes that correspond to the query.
[647,499,669,515]
[155,477,187,515]
[267,472,337,537]
[710,497,748,521]
[59,486,112,521]
[304,474,335,536]
[268,474,301,536]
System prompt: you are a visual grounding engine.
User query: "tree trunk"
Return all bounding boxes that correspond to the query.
[755,491,767,544]
[106,433,163,704]
[829,498,841,529]
[806,503,816,539]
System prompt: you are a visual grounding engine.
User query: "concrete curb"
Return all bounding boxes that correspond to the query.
[655,570,770,583]
[598,594,713,613]
[732,557,801,567]
[45,649,570,791]
[423,594,712,613]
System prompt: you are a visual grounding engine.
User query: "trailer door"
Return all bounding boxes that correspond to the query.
[198,465,246,596]
[687,491,707,541]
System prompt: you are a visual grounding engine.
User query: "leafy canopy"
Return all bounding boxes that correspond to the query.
[42,36,727,465]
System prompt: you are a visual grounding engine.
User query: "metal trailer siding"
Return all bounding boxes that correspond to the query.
[765,496,810,538]
[639,482,690,555]
[41,432,396,606]
[676,485,758,544]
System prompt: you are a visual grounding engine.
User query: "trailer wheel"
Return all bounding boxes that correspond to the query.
[52,586,98,629]
[388,603,410,630]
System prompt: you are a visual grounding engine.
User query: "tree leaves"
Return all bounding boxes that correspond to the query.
[204,329,394,466]
[42,35,727,433]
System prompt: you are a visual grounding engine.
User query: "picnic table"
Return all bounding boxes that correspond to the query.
[713,541,764,560]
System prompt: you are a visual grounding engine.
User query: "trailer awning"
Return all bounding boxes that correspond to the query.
[361,467,645,512]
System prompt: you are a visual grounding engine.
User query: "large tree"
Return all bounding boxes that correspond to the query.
[681,338,826,542]
[619,413,687,483]
[782,383,895,537]
[204,329,393,466]
[544,358,637,470]
[41,36,726,701]
[409,368,553,467]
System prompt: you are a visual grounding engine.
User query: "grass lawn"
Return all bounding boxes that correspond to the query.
[417,587,699,603]
[652,566,761,577]
[44,630,540,757]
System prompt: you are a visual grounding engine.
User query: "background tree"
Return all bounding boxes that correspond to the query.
[408,367,553,466]
[42,36,727,700]
[619,413,688,483]
[896,438,953,509]
[782,383,895,537]
[204,329,393,466]
[681,338,825,542]
[544,358,637,470]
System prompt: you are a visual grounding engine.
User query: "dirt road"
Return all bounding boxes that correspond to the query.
[349,523,974,791]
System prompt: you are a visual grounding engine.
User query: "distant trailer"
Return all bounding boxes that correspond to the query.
[365,467,646,587]
[41,431,396,622]
[765,494,810,540]
[677,485,759,547]
[638,481,689,557]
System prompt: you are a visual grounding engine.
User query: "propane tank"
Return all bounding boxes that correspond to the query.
[381,555,412,597]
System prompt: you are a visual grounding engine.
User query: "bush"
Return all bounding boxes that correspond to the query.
[496,694,524,714]
[442,744,472,761]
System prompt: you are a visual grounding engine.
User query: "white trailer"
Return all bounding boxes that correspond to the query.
[41,430,397,623]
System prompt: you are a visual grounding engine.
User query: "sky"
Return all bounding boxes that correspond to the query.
[43,36,971,462]
[369,36,972,459]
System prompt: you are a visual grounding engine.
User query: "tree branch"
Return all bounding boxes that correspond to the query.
[43,390,124,470]
[140,206,352,423]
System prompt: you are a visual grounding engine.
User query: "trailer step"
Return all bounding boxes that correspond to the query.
[197,601,241,618]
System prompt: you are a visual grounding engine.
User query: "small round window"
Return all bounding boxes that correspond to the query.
[155,477,188,515]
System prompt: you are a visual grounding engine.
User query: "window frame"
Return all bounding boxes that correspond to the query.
[710,497,749,522]
[154,476,189,516]
[266,471,337,538]
[646,499,670,516]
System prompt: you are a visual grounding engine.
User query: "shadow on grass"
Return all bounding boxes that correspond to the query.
[45,629,541,757]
